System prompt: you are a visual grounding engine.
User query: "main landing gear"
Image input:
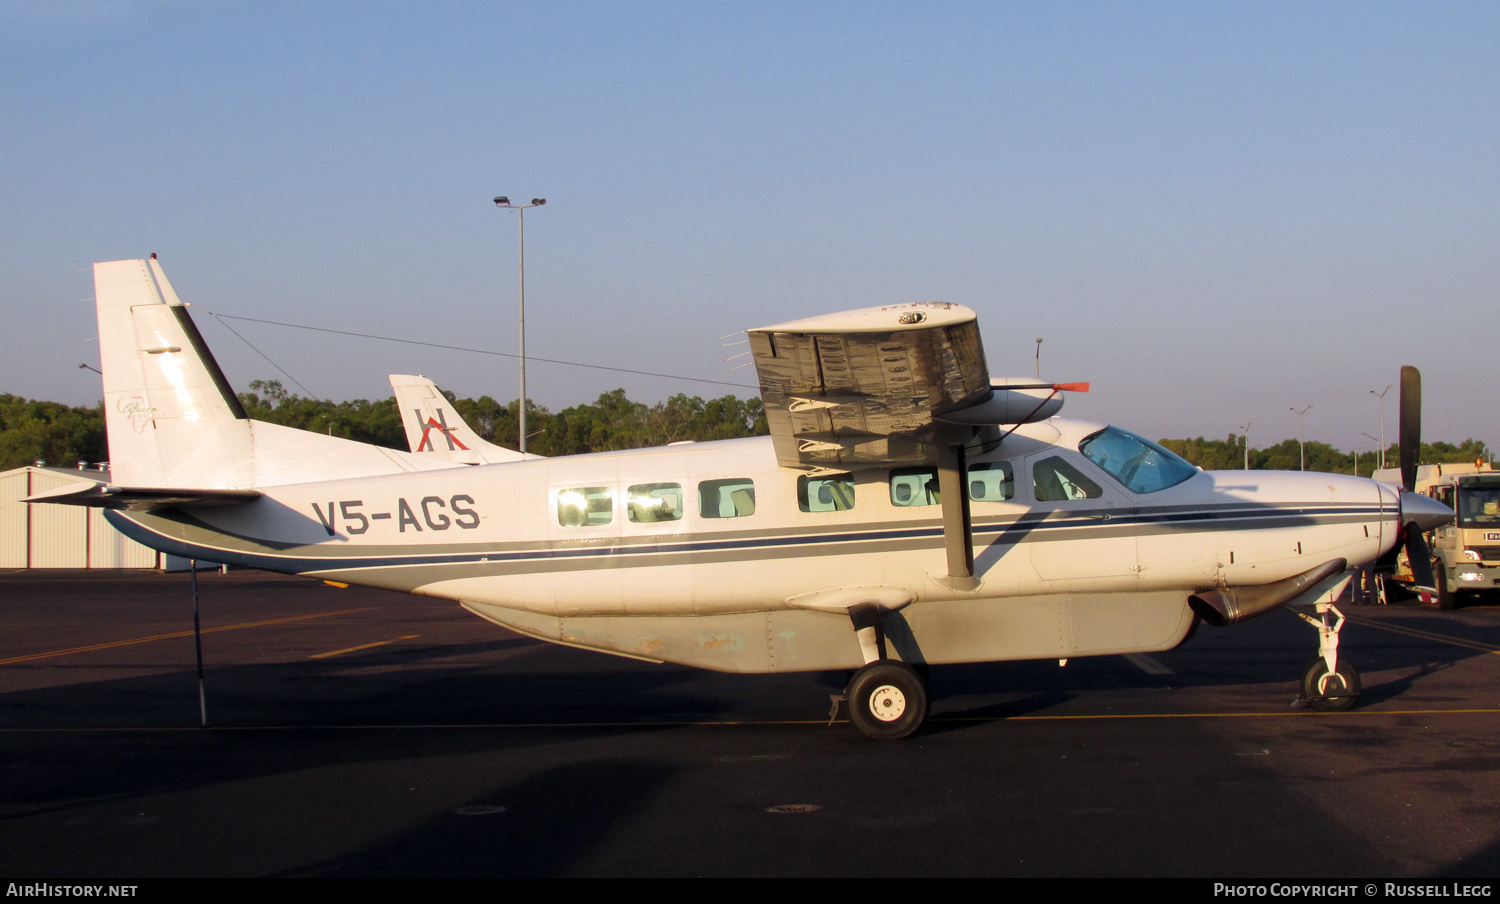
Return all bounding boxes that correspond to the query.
[1292,601,1361,712]
[845,660,929,739]
[831,602,931,739]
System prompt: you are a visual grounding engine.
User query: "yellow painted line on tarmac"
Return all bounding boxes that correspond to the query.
[2,707,1498,734]
[0,608,374,665]
[993,707,1500,721]
[311,635,420,659]
[1345,614,1500,655]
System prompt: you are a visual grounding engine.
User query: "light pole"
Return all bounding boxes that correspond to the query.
[1290,405,1312,471]
[1240,422,1252,470]
[493,196,546,455]
[1362,433,1381,476]
[1034,338,1043,379]
[1370,384,1391,469]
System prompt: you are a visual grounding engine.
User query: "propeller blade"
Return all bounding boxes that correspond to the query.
[1399,365,1421,492]
[1404,523,1436,594]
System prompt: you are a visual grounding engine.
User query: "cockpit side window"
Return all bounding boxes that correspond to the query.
[1033,456,1103,502]
[1078,426,1197,494]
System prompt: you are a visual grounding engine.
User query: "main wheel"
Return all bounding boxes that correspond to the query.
[1300,658,1361,712]
[846,661,928,739]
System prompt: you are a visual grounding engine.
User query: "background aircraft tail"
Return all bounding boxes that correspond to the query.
[390,375,529,464]
[94,258,455,489]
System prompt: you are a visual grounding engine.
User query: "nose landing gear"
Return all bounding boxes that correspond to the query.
[1293,602,1361,712]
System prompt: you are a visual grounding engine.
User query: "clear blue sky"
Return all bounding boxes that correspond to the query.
[2,1,1495,456]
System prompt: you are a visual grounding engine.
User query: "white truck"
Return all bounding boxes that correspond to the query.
[1374,461,1500,608]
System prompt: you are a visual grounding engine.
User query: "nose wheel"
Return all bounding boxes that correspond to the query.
[844,661,929,739]
[1299,657,1361,712]
[1293,601,1361,712]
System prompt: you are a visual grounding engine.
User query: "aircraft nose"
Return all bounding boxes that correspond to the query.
[1402,492,1453,532]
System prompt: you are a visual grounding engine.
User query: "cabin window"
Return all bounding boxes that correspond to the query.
[627,483,683,523]
[799,474,855,512]
[890,468,940,507]
[700,478,756,518]
[556,486,613,527]
[967,462,1015,502]
[1078,426,1196,494]
[1032,456,1103,502]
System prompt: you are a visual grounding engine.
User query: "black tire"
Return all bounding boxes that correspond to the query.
[846,661,928,740]
[1434,563,1458,610]
[1301,658,1361,712]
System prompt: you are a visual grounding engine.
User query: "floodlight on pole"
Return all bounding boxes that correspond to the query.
[493,195,547,455]
[1290,405,1313,471]
[1240,422,1252,470]
[1361,433,1382,476]
[1370,384,1391,469]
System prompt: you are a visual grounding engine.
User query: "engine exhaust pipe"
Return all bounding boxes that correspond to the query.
[1189,558,1348,627]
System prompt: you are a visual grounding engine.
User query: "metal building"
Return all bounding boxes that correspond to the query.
[0,465,161,569]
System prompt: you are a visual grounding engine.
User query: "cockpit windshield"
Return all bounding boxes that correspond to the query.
[1079,426,1197,495]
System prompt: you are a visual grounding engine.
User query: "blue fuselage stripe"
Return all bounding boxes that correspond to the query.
[109,503,1387,576]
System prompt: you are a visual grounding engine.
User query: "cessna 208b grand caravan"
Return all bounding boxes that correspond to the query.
[32,258,1452,738]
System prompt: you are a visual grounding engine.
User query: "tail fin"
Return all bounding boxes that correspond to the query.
[95,258,456,490]
[389,374,529,463]
[96,258,256,488]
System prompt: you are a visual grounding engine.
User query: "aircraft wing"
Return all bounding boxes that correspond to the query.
[748,303,1079,469]
[25,479,261,511]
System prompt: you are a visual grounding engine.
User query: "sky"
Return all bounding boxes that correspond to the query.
[2,1,1495,456]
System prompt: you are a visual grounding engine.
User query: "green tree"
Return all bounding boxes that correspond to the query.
[0,395,106,471]
[237,380,406,449]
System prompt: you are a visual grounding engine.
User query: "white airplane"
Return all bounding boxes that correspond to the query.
[389,373,527,465]
[32,257,1452,738]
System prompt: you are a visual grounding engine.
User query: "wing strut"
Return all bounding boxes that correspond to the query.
[935,442,979,591]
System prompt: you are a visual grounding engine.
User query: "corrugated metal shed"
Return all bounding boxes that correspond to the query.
[0,466,160,569]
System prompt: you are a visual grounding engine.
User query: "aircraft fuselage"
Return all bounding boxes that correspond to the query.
[107,419,1398,673]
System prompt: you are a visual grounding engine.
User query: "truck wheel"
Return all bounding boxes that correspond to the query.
[1434,562,1458,610]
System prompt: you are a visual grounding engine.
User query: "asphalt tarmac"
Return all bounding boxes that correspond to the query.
[0,569,1496,878]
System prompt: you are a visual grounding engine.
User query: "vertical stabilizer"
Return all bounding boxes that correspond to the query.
[96,259,458,490]
[96,259,255,488]
[389,374,528,463]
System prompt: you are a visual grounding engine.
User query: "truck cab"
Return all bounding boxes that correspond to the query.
[1377,462,1500,608]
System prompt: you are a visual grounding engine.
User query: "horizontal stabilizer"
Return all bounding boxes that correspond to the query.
[25,480,261,511]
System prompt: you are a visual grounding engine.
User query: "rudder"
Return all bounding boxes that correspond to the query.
[95,258,254,488]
